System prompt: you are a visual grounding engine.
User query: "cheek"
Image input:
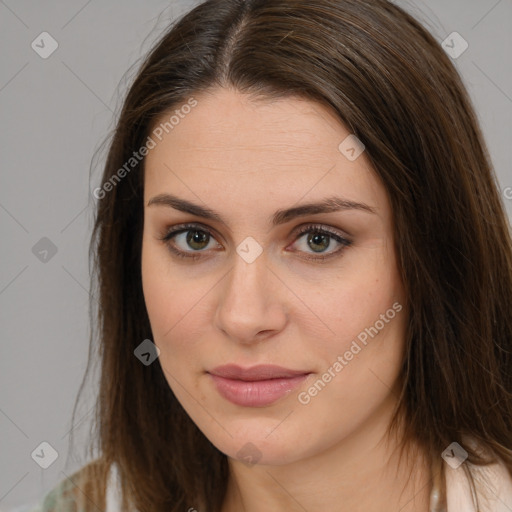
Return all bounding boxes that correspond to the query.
[141,237,187,350]
[292,249,406,415]
[142,241,174,336]
[300,253,404,354]
[141,236,214,378]
[292,295,406,458]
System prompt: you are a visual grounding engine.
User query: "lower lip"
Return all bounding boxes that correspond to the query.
[209,373,310,407]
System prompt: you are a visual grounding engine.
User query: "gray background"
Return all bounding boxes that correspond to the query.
[1,0,511,509]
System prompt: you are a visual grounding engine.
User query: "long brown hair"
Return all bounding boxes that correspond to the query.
[67,0,512,510]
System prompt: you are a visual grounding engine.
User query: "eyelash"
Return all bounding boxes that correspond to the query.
[158,223,352,262]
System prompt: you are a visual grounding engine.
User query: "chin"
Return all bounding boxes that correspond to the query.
[200,415,314,466]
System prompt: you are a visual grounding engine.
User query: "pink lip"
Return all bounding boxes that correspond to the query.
[208,364,311,407]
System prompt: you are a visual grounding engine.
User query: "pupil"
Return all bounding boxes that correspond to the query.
[187,230,209,250]
[308,233,329,253]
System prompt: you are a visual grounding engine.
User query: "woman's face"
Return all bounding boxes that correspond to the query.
[141,87,407,466]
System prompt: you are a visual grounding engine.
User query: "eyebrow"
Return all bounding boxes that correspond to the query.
[147,193,376,227]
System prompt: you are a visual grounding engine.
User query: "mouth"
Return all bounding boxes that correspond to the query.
[207,364,312,407]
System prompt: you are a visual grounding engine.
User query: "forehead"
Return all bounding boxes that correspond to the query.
[143,87,388,218]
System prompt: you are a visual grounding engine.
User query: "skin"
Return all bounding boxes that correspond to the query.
[141,87,432,511]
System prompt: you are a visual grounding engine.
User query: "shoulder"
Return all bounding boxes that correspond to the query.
[446,449,512,512]
[33,459,108,512]
[473,457,512,511]
[39,477,80,512]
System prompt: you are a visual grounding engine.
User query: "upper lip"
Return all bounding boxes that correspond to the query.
[209,364,311,381]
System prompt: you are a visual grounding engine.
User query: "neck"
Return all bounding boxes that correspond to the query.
[221,414,432,512]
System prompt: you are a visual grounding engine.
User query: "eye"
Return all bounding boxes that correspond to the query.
[289,223,352,261]
[158,223,221,260]
[158,222,352,262]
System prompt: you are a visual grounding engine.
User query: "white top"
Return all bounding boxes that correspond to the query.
[444,458,512,511]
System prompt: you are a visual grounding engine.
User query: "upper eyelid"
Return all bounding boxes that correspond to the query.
[162,222,351,247]
[162,222,224,244]
[162,222,348,239]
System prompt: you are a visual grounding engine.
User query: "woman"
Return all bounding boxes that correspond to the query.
[30,0,512,510]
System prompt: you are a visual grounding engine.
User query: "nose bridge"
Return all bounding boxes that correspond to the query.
[225,247,271,315]
[214,245,287,342]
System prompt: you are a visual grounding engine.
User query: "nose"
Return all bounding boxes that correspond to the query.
[213,249,288,345]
